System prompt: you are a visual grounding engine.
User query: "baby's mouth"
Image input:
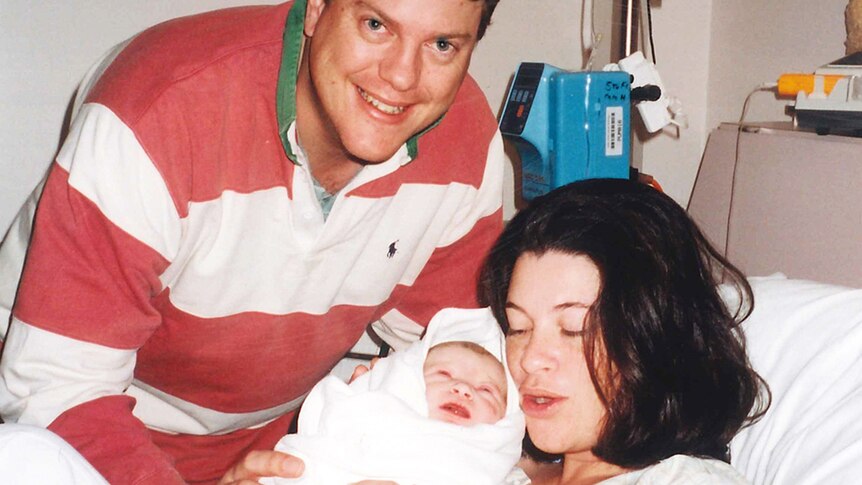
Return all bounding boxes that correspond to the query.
[440,402,471,420]
[358,88,406,115]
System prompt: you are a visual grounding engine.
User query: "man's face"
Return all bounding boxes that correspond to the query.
[424,344,507,426]
[300,0,483,164]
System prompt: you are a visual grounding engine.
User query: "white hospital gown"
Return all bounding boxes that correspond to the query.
[601,455,749,484]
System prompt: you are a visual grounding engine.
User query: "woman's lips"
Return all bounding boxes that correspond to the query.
[520,391,566,417]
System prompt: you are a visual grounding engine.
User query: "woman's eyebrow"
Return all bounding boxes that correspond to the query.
[504,301,524,311]
[554,301,591,310]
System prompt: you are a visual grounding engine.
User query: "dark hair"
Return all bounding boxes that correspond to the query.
[474,0,500,40]
[479,178,769,469]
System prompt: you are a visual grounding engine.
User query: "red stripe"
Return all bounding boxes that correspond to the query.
[136,292,388,412]
[87,3,296,217]
[151,410,297,484]
[49,396,185,485]
[15,165,169,348]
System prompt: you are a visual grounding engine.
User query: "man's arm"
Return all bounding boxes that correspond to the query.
[0,103,184,483]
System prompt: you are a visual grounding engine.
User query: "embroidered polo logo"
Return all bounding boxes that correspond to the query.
[387,240,399,258]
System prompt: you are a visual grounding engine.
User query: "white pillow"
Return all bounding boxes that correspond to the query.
[728,275,862,484]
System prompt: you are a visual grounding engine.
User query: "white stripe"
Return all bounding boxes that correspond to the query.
[0,180,43,341]
[162,180,481,318]
[126,381,306,436]
[0,320,136,426]
[56,103,181,261]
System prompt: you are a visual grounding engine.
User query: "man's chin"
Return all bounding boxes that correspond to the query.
[346,145,404,166]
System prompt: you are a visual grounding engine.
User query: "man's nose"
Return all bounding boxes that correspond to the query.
[380,42,421,92]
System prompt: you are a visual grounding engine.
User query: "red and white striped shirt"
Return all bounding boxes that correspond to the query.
[0,2,503,483]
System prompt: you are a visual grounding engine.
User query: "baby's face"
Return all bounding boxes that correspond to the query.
[423,343,507,426]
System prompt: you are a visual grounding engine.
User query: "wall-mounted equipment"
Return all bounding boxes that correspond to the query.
[779,51,862,135]
[499,63,631,200]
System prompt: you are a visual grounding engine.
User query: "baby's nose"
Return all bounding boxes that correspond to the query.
[451,381,473,399]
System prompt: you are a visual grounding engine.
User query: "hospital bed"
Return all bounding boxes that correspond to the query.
[688,122,862,484]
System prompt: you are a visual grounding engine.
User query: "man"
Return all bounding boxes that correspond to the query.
[0,0,503,483]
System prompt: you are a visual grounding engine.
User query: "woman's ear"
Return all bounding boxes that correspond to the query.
[304,0,327,37]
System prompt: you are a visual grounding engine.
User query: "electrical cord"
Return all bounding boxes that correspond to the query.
[645,0,656,63]
[583,0,603,70]
[724,82,779,258]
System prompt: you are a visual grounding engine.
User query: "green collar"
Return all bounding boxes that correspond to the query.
[275,0,440,164]
[276,0,307,163]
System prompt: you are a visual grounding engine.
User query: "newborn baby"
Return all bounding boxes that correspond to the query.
[423,340,506,427]
[261,307,526,485]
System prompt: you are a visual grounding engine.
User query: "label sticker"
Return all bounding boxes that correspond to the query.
[605,107,623,156]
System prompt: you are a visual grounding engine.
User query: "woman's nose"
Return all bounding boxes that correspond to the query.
[518,331,557,375]
[451,381,473,400]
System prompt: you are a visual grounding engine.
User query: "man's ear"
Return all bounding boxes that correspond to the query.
[304,0,327,37]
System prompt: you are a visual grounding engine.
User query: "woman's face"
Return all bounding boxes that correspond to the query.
[505,251,606,458]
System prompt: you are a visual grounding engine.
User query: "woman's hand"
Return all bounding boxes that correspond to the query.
[218,450,304,484]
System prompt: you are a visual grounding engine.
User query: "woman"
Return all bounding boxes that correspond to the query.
[480,178,769,484]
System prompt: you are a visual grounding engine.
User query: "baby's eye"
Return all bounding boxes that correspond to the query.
[437,370,451,378]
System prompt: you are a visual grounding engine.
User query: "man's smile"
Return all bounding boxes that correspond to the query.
[358,87,406,115]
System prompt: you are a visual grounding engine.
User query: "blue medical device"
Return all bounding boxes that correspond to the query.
[499,63,631,200]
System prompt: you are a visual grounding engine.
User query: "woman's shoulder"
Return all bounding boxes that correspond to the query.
[602,455,749,485]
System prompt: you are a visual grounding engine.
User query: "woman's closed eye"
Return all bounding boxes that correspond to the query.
[506,327,529,337]
[561,328,585,337]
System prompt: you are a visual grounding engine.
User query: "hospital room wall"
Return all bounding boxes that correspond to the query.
[0,1,851,233]
[645,0,848,206]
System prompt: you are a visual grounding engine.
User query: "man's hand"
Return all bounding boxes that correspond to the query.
[348,357,380,383]
[219,450,304,484]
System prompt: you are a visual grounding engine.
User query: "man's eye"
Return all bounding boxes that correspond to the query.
[434,39,452,52]
[365,18,383,31]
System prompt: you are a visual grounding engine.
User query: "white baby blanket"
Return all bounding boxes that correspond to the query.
[261,307,526,485]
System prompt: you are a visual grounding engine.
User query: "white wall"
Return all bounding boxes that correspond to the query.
[706,0,848,128]
[642,0,849,205]
[638,0,714,205]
